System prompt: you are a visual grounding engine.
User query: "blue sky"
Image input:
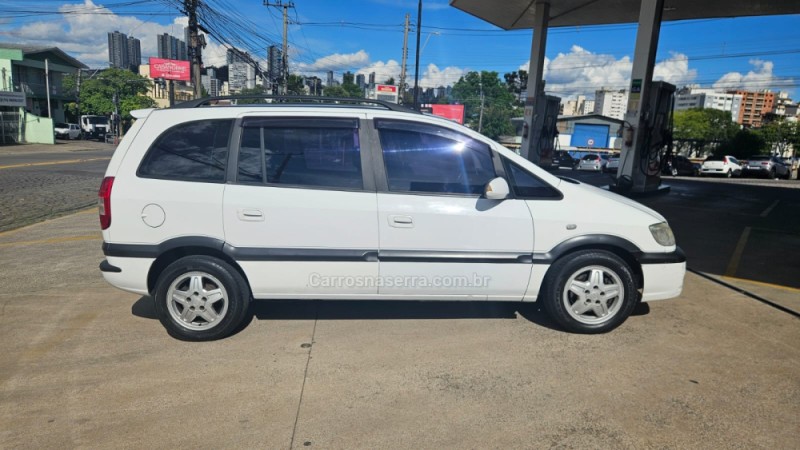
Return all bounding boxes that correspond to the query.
[1,0,798,99]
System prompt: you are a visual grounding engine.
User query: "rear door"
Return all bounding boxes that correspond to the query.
[370,117,534,301]
[223,114,380,298]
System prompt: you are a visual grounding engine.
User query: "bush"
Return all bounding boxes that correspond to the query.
[714,130,767,159]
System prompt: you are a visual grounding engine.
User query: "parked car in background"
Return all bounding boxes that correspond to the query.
[663,155,700,177]
[604,155,620,173]
[54,123,81,140]
[552,150,578,169]
[577,153,608,172]
[700,155,742,178]
[743,155,790,179]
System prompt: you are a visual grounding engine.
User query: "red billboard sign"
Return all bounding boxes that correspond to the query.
[149,58,191,81]
[376,84,398,93]
[431,104,465,124]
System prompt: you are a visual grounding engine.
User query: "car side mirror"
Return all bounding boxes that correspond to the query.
[484,177,510,200]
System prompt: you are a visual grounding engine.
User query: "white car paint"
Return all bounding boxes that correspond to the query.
[99,103,685,336]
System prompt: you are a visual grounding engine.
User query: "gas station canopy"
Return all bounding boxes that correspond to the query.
[450,0,800,29]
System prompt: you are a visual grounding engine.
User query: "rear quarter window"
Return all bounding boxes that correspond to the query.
[137,119,233,183]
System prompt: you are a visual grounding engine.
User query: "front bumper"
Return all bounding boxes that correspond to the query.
[639,247,686,301]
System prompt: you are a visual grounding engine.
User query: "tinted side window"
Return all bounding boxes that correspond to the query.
[236,124,362,189]
[377,122,495,195]
[138,120,232,182]
[503,158,561,199]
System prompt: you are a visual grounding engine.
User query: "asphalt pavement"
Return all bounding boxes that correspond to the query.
[0,210,798,449]
[0,145,798,448]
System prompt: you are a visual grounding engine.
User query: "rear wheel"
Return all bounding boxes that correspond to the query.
[542,250,638,334]
[726,170,732,178]
[154,256,251,341]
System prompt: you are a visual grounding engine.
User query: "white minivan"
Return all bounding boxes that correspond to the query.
[99,97,685,340]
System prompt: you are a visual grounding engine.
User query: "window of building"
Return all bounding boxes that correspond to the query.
[138,119,232,182]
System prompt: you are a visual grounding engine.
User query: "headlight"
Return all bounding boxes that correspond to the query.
[649,222,675,246]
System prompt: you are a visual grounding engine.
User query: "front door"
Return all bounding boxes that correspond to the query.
[371,118,533,300]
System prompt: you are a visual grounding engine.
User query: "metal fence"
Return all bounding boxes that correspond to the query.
[0,111,22,145]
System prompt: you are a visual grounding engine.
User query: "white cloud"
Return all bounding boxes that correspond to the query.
[5,0,213,68]
[419,63,466,88]
[295,50,370,73]
[713,59,788,91]
[356,59,401,84]
[519,46,697,99]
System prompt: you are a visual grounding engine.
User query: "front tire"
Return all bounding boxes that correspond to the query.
[154,256,251,341]
[542,250,638,334]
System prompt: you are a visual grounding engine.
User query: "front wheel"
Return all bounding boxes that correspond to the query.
[542,250,638,334]
[726,170,732,178]
[154,256,251,341]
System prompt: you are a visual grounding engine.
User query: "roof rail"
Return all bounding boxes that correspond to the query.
[171,95,419,113]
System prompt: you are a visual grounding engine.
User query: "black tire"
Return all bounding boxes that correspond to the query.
[154,256,251,341]
[541,250,638,334]
[726,170,732,178]
[671,167,678,177]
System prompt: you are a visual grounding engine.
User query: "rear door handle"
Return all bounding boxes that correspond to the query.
[238,209,264,222]
[389,215,414,228]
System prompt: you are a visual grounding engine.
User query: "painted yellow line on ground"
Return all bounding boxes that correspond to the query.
[721,276,800,294]
[0,157,110,170]
[0,235,100,248]
[725,226,751,277]
[760,200,779,218]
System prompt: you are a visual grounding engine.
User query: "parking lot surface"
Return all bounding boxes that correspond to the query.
[1,210,798,449]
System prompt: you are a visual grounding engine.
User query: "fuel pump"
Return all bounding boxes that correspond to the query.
[615,81,675,193]
[523,94,561,168]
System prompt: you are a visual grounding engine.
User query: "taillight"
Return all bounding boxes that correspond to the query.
[98,176,114,230]
[723,156,729,164]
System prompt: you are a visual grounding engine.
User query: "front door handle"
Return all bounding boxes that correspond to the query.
[389,215,414,228]
[238,209,264,222]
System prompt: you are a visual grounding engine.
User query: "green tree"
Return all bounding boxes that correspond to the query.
[503,70,528,106]
[673,108,739,157]
[323,81,363,98]
[384,77,396,85]
[451,71,517,139]
[287,74,306,95]
[237,85,269,103]
[64,68,155,120]
[715,129,767,159]
[758,119,799,156]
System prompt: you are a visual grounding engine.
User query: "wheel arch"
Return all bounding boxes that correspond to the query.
[146,241,251,295]
[538,235,645,290]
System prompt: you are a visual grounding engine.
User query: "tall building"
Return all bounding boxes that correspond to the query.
[731,90,775,127]
[267,45,283,83]
[356,73,366,89]
[227,48,256,93]
[326,70,334,87]
[593,88,629,120]
[368,71,376,87]
[126,36,141,70]
[108,31,129,70]
[562,95,593,116]
[306,76,323,95]
[157,33,187,61]
[674,87,742,122]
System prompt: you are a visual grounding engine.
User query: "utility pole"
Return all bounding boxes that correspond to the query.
[413,0,422,110]
[478,73,485,133]
[264,1,294,95]
[186,0,202,99]
[399,13,410,99]
[44,59,51,118]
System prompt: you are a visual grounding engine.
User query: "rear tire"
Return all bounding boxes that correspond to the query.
[154,256,251,341]
[542,250,638,334]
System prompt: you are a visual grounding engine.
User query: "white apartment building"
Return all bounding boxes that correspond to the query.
[562,95,595,116]
[593,89,628,120]
[674,87,742,122]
